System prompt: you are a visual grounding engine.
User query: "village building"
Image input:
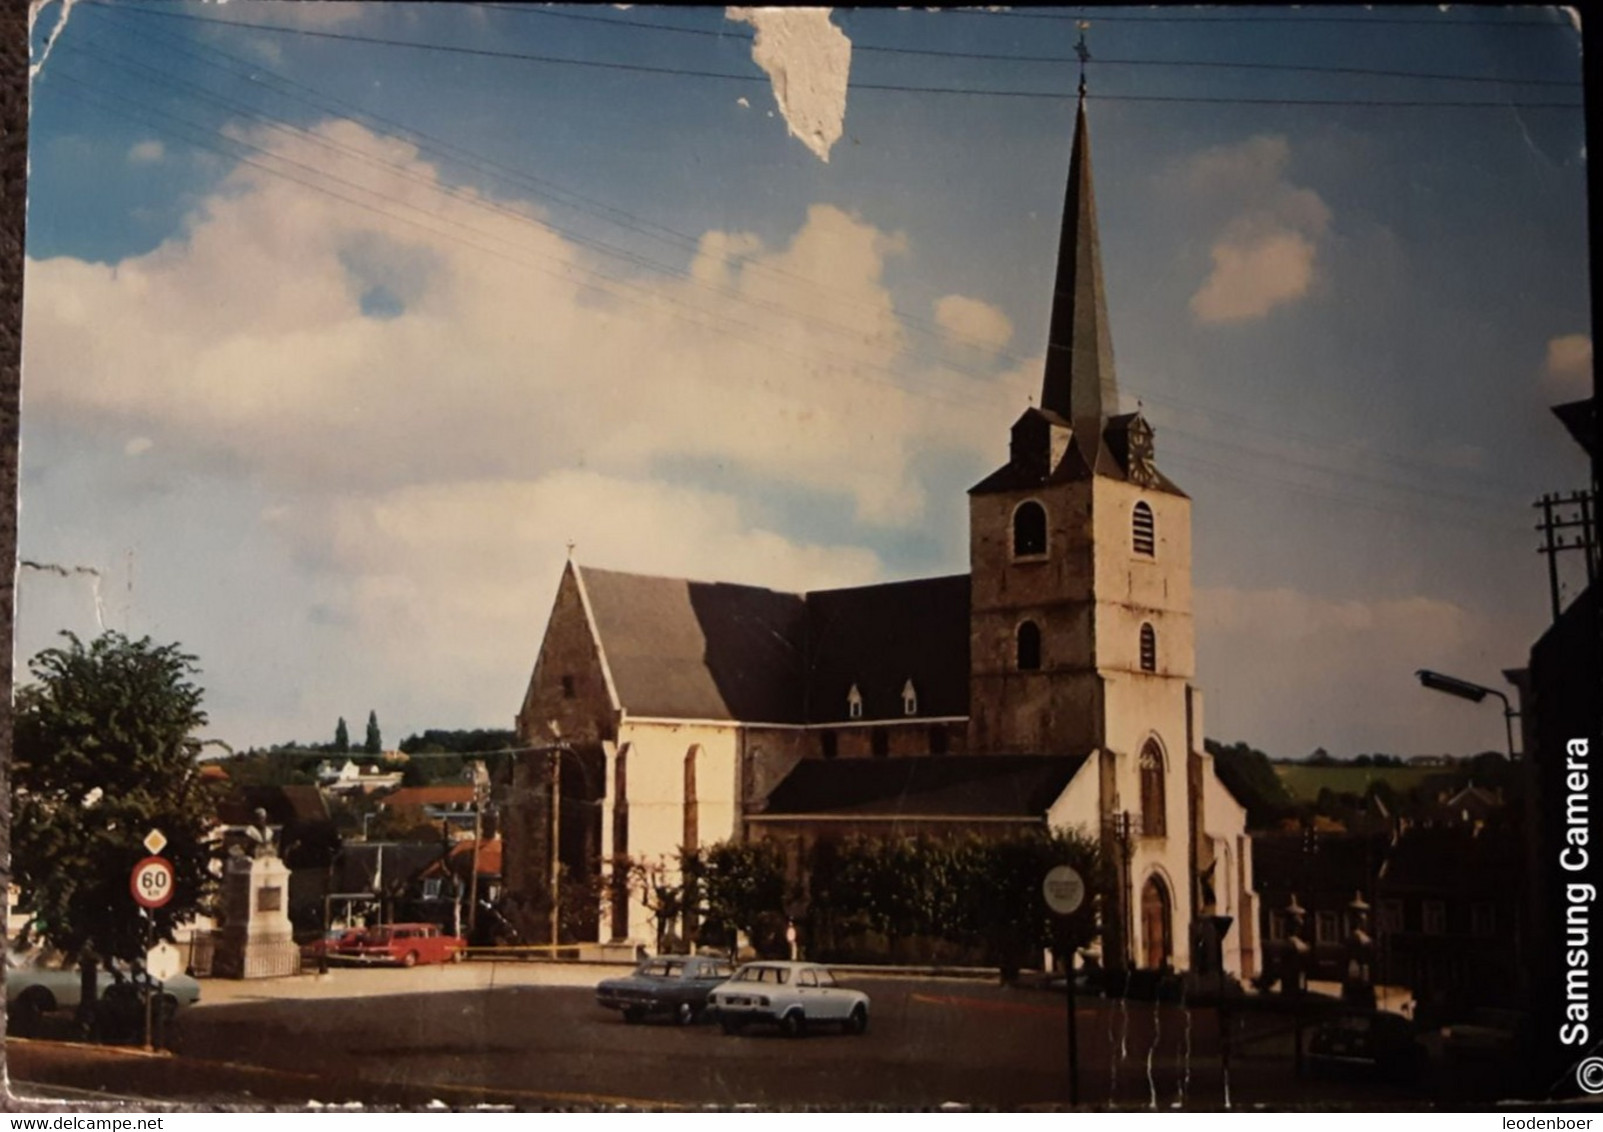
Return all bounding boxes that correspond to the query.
[503,95,1257,978]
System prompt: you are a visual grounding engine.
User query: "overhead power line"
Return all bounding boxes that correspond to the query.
[94,3,1582,110]
[968,9,1567,28]
[85,4,1029,364]
[50,8,1555,528]
[486,4,1580,88]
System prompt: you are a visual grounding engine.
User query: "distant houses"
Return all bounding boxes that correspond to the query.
[316,757,406,796]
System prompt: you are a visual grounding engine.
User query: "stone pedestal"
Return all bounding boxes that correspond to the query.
[213,853,302,979]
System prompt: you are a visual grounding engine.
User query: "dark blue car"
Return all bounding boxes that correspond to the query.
[596,955,737,1025]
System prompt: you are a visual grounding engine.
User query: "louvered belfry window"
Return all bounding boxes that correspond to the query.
[1133,501,1155,557]
[1140,623,1157,672]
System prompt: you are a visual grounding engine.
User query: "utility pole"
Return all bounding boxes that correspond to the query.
[467,760,489,938]
[549,748,562,948]
[1535,489,1599,620]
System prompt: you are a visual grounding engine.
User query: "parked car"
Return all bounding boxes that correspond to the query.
[707,961,869,1037]
[332,923,466,967]
[5,952,201,1038]
[300,928,365,964]
[595,955,735,1025]
[1307,1009,1425,1082]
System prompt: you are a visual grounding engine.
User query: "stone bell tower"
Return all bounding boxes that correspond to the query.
[967,92,1199,972]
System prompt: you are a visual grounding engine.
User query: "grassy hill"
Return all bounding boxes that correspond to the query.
[1272,763,1441,802]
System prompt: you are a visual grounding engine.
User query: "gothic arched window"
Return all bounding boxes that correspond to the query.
[1017,621,1042,671]
[683,745,700,854]
[1132,501,1156,557]
[1013,501,1048,557]
[1140,623,1157,672]
[1140,740,1166,837]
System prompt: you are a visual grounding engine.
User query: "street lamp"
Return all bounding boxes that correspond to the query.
[1414,669,1519,758]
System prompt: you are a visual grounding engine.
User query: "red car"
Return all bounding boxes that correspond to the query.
[333,923,467,967]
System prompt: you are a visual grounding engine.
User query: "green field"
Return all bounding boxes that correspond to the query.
[1272,763,1444,802]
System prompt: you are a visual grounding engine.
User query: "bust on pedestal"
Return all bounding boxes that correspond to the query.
[213,809,302,979]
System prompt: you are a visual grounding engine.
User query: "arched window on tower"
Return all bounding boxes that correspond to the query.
[902,679,918,716]
[1013,501,1048,557]
[1132,501,1156,557]
[847,684,863,719]
[1140,623,1157,672]
[1017,621,1042,671]
[1140,740,1166,837]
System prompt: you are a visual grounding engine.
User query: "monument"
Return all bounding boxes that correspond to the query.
[213,809,302,979]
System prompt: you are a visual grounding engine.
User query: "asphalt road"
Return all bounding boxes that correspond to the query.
[53,972,1426,1109]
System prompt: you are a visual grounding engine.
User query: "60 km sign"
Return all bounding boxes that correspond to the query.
[130,856,175,909]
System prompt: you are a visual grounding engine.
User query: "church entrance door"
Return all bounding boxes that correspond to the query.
[1141,875,1172,970]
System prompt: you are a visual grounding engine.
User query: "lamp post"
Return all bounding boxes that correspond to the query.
[1414,669,1519,758]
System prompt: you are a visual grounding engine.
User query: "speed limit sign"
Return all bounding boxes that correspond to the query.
[130,855,175,909]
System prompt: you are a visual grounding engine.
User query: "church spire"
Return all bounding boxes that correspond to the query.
[1040,90,1118,449]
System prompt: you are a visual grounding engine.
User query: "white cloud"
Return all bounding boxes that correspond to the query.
[127,140,164,166]
[1543,332,1592,398]
[933,294,1013,353]
[726,8,852,163]
[22,116,1030,737]
[1183,136,1331,325]
[22,118,987,526]
[1197,585,1516,757]
[268,472,882,722]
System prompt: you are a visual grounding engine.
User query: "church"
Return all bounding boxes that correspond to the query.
[503,97,1257,980]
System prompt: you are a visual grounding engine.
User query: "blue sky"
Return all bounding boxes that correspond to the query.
[19,3,1591,759]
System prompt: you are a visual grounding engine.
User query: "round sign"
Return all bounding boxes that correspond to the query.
[130,856,175,909]
[1043,865,1086,916]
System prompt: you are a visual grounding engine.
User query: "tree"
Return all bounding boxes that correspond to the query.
[624,856,686,954]
[334,717,350,753]
[1205,739,1294,829]
[682,840,786,954]
[364,710,383,755]
[12,632,220,962]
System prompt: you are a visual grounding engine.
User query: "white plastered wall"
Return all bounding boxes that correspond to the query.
[612,719,741,945]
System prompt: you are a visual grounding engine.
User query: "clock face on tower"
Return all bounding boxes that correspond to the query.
[1127,416,1156,486]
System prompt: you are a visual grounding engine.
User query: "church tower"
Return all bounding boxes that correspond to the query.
[967,94,1199,971]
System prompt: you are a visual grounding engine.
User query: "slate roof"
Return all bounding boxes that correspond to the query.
[1250,831,1388,895]
[581,567,808,722]
[332,842,446,894]
[1553,396,1596,459]
[1379,823,1519,893]
[216,784,331,828]
[577,566,970,725]
[804,575,970,722]
[758,755,1086,818]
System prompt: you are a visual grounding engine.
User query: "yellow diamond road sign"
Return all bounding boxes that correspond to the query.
[143,829,167,856]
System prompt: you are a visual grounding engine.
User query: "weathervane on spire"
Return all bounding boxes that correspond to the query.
[1075,21,1091,100]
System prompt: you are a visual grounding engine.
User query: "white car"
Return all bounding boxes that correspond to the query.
[5,953,201,1037]
[707,961,869,1037]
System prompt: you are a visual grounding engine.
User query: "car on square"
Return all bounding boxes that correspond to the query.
[595,954,736,1024]
[331,923,466,967]
[706,961,869,1037]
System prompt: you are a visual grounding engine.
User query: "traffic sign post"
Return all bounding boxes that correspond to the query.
[130,854,174,1050]
[130,856,175,909]
[1043,865,1087,1108]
